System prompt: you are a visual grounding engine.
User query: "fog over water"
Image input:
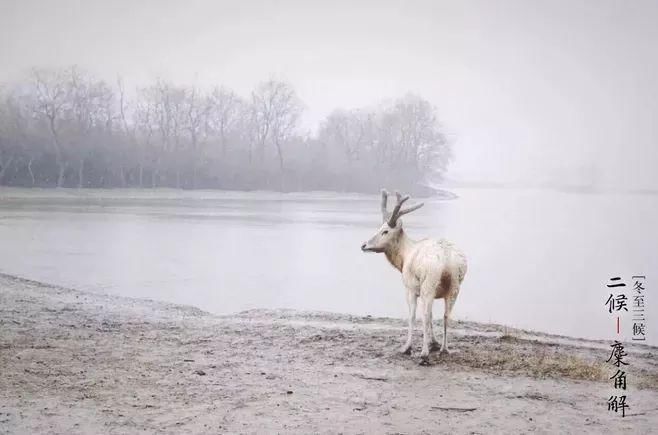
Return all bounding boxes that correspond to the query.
[2,0,657,190]
[0,188,655,344]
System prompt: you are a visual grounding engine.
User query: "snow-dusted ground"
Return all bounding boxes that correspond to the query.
[1,273,656,434]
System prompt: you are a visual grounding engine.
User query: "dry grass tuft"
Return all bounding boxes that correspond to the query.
[636,371,658,390]
[528,353,607,381]
[449,336,608,383]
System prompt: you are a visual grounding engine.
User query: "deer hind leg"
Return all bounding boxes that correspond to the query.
[400,289,417,355]
[441,287,460,354]
[419,293,435,361]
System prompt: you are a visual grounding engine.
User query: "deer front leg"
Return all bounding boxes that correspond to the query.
[419,294,434,361]
[400,289,417,355]
[429,309,440,351]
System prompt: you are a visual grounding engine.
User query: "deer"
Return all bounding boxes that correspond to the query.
[361,190,467,364]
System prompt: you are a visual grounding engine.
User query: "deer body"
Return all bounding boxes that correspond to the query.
[361,190,467,363]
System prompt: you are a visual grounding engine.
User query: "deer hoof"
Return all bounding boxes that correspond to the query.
[439,347,451,355]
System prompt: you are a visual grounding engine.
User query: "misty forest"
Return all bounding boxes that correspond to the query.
[0,67,451,193]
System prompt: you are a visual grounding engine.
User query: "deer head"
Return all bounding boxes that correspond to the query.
[360,189,424,253]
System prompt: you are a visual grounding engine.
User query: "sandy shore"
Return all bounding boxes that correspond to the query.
[1,273,657,434]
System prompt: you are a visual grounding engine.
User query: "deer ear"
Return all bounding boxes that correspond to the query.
[394,219,403,229]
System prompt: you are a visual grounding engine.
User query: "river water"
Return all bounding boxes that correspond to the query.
[0,187,655,344]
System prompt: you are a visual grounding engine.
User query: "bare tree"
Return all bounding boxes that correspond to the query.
[143,80,186,187]
[390,94,450,183]
[4,88,44,186]
[117,76,137,186]
[31,68,71,187]
[207,86,242,157]
[181,85,211,188]
[133,93,155,187]
[68,67,111,188]
[320,109,374,173]
[0,88,18,183]
[250,79,302,171]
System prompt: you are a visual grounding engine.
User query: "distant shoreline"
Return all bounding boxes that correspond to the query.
[2,183,655,198]
[0,185,459,200]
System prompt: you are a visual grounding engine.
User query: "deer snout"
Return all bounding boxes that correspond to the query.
[361,242,367,251]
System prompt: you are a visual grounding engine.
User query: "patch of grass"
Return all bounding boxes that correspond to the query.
[499,325,514,340]
[452,339,608,383]
[636,370,658,390]
[528,352,607,381]
[447,335,658,389]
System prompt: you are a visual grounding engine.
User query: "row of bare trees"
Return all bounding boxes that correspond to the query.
[0,67,451,193]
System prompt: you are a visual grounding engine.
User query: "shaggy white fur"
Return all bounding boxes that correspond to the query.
[361,190,467,362]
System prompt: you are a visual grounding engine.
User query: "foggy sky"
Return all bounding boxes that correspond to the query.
[2,0,657,189]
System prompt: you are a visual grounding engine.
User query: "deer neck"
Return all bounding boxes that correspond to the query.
[384,229,413,273]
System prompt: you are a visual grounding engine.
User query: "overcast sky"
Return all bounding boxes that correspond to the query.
[2,0,657,189]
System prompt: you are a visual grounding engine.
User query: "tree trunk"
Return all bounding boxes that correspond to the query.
[259,142,266,164]
[78,158,85,188]
[57,161,67,188]
[119,166,126,187]
[48,117,66,188]
[221,133,227,156]
[138,164,144,188]
[27,157,35,186]
[0,156,14,184]
[275,140,284,172]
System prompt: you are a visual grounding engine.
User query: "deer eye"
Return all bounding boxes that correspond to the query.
[382,230,389,235]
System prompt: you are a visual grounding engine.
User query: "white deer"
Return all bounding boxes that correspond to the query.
[361,190,467,363]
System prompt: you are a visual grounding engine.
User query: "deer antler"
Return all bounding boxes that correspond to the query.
[386,190,424,227]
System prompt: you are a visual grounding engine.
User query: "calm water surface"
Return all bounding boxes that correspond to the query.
[0,187,655,344]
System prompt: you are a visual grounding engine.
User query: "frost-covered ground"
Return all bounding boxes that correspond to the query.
[1,273,657,434]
